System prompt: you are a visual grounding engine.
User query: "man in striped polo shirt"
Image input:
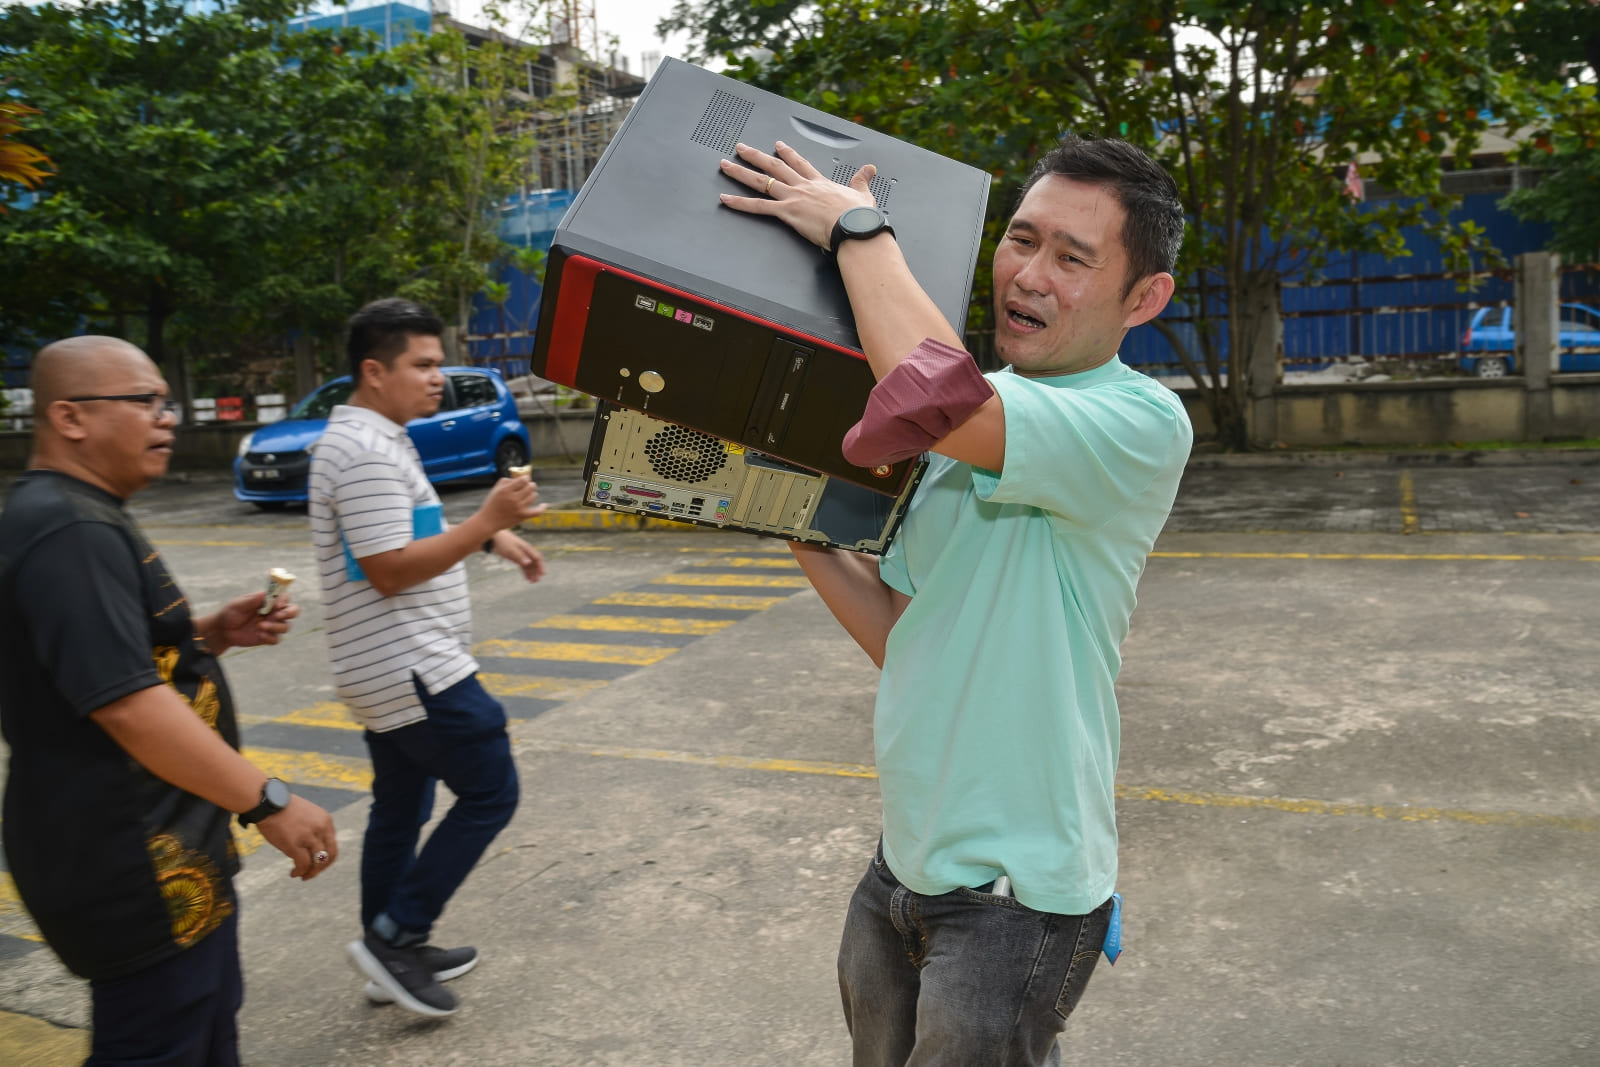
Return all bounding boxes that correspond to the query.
[308,298,548,1018]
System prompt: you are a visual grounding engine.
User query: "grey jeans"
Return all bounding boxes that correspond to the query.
[838,843,1113,1067]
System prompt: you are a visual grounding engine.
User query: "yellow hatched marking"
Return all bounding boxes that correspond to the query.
[688,556,801,570]
[278,701,362,731]
[1151,551,1600,562]
[594,590,789,610]
[0,874,43,942]
[479,673,612,700]
[242,747,372,792]
[0,1007,89,1065]
[530,614,736,636]
[474,639,677,666]
[651,573,811,589]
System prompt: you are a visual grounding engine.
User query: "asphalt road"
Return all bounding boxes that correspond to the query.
[2,456,1598,1066]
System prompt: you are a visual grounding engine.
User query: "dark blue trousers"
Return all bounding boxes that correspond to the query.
[86,912,242,1067]
[360,673,519,938]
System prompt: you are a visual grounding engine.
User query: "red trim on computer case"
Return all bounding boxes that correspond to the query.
[544,254,869,388]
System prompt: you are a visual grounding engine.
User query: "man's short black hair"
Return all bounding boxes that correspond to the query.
[1017,135,1185,298]
[346,298,445,381]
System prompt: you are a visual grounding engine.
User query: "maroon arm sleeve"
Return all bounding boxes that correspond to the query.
[841,338,994,466]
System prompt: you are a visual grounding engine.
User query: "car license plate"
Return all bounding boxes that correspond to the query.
[252,469,281,480]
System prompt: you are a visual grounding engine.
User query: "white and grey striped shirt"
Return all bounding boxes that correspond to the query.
[308,404,476,731]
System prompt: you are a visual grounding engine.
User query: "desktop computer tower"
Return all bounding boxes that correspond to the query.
[531,58,990,497]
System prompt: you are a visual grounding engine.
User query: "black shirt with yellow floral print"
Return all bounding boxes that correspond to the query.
[0,471,241,981]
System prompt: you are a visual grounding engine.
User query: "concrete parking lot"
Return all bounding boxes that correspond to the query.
[2,453,1598,1066]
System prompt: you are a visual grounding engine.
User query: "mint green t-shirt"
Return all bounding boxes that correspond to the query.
[876,357,1192,915]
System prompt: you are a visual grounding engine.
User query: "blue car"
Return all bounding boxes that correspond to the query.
[234,366,532,508]
[1458,303,1600,378]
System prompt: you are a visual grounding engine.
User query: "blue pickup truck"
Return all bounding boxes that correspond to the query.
[1458,303,1600,378]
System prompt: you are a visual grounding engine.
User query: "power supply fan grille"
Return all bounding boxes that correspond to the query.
[829,164,893,209]
[642,425,729,484]
[691,91,755,155]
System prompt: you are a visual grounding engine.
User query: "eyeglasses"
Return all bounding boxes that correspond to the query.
[66,393,180,420]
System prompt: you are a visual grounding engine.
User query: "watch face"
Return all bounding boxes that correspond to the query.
[263,778,291,809]
[839,206,885,237]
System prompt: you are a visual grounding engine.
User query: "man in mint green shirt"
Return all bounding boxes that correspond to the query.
[721,133,1191,1065]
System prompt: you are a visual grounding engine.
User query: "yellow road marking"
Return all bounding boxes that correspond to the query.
[523,738,878,779]
[530,614,736,636]
[474,639,678,666]
[522,741,1600,833]
[688,556,801,570]
[278,701,362,731]
[594,591,790,610]
[480,673,613,700]
[1399,470,1420,535]
[1151,551,1600,562]
[1116,785,1600,832]
[0,874,43,943]
[242,747,372,792]
[651,573,811,588]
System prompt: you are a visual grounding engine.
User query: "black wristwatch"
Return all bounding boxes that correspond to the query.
[239,777,291,827]
[826,205,895,256]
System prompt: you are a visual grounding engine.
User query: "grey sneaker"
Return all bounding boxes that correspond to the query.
[365,945,478,1004]
[346,932,459,1018]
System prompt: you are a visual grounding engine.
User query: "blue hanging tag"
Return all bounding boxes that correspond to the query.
[1103,892,1123,965]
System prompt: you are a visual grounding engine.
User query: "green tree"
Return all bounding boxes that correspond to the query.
[0,98,52,207]
[1497,0,1600,263]
[0,0,426,396]
[667,0,1531,448]
[0,0,547,400]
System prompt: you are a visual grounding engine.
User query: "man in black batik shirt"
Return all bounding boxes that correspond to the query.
[0,337,339,1067]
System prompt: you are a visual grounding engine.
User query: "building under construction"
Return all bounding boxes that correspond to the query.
[291,0,648,238]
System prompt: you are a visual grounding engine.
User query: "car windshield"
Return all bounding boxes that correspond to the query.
[289,380,354,420]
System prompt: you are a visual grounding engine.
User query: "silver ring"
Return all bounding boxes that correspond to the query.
[764,175,775,195]
[313,850,330,864]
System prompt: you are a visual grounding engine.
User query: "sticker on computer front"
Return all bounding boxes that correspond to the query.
[724,443,745,455]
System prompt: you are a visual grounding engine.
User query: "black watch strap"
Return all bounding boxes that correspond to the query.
[238,777,291,827]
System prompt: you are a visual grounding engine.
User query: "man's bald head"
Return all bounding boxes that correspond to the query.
[32,336,153,408]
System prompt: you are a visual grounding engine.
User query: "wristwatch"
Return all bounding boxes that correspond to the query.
[238,777,291,827]
[827,205,895,256]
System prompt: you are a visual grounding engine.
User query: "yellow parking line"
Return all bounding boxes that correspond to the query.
[593,591,790,611]
[530,614,736,636]
[1399,470,1420,535]
[688,556,801,570]
[474,639,678,666]
[479,673,613,700]
[523,738,878,779]
[0,874,43,943]
[520,741,1600,833]
[278,701,362,731]
[651,573,811,589]
[242,747,372,792]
